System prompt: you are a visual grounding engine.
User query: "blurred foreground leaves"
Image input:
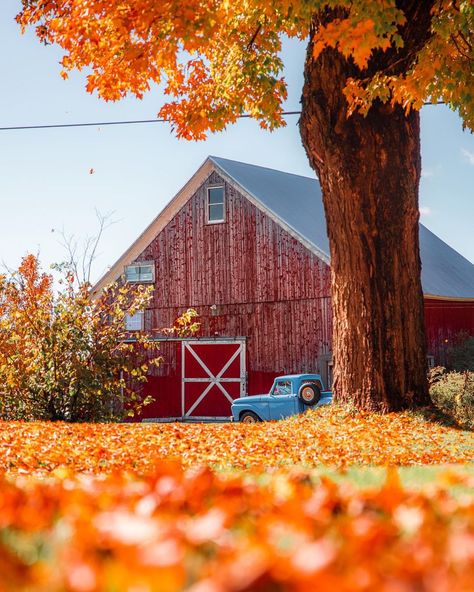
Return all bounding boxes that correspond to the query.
[1,463,473,591]
[0,407,473,590]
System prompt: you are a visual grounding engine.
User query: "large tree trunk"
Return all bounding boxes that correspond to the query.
[300,7,432,412]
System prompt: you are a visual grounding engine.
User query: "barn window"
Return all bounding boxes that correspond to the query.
[207,186,225,223]
[125,262,154,283]
[125,311,144,331]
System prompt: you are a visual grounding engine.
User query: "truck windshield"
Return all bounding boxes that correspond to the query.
[273,380,292,396]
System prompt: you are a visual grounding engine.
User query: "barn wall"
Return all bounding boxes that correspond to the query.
[139,171,331,309]
[135,295,474,419]
[424,298,474,364]
[126,169,474,419]
[133,171,332,403]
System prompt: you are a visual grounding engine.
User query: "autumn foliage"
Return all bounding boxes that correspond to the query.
[1,406,473,475]
[1,463,474,592]
[1,408,473,590]
[0,254,161,421]
[17,1,474,138]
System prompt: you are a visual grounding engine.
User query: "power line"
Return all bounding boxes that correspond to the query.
[0,104,443,132]
[0,111,302,132]
[0,118,168,131]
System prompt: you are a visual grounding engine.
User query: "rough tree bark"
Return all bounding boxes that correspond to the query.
[300,4,434,411]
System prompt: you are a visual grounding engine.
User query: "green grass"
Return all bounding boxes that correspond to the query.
[311,464,474,496]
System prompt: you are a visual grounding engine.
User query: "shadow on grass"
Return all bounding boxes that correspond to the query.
[409,404,468,431]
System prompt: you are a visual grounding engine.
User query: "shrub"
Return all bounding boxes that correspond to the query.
[447,331,474,371]
[0,255,161,422]
[429,367,474,430]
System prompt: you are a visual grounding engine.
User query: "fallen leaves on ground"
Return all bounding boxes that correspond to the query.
[1,464,473,591]
[0,406,472,476]
[1,408,473,590]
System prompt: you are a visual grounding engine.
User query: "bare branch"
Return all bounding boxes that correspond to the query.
[54,210,117,286]
[450,34,473,62]
[85,209,117,284]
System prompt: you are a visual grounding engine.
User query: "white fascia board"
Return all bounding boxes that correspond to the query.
[423,294,474,302]
[92,158,215,295]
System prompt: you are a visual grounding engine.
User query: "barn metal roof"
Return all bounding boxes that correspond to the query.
[211,156,474,299]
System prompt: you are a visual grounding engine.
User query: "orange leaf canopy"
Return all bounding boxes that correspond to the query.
[17,1,474,138]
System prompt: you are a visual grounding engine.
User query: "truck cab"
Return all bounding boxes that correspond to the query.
[231,373,332,423]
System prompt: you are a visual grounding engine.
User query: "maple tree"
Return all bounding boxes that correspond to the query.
[0,254,161,421]
[17,1,474,412]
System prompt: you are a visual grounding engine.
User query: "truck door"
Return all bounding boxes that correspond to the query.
[270,379,299,420]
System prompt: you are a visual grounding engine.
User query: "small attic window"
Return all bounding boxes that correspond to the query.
[207,186,225,223]
[125,311,144,331]
[125,262,154,283]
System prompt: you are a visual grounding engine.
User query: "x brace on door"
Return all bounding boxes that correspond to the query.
[181,340,246,418]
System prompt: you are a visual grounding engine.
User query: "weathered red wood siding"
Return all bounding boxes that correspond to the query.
[424,298,474,364]
[138,341,182,419]
[135,170,332,402]
[127,169,474,419]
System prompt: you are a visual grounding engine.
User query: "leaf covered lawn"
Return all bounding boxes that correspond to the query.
[1,406,472,475]
[1,407,473,591]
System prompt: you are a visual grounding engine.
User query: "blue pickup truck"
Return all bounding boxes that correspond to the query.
[231,373,332,423]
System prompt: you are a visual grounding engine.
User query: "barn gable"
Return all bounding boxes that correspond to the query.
[131,167,332,371]
[94,156,474,301]
[93,156,330,295]
[137,169,330,313]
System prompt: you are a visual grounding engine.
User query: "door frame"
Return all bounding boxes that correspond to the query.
[181,338,246,420]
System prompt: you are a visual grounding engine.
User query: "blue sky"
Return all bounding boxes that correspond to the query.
[1,0,473,284]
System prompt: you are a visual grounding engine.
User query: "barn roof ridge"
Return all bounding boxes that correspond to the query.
[208,155,319,182]
[92,155,474,300]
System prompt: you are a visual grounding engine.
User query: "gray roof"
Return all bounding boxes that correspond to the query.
[211,156,474,299]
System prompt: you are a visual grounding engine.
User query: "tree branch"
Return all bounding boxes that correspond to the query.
[247,24,262,50]
[450,33,473,61]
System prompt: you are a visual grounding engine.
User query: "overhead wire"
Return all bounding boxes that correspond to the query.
[0,111,302,132]
[0,104,444,132]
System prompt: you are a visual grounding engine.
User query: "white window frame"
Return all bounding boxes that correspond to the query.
[207,185,225,224]
[124,261,155,283]
[125,311,144,331]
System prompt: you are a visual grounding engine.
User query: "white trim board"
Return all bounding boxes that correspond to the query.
[92,158,214,295]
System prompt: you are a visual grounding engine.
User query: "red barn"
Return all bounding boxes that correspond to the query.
[94,157,474,420]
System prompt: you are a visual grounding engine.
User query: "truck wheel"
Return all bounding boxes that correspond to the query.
[240,411,260,423]
[298,383,321,406]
